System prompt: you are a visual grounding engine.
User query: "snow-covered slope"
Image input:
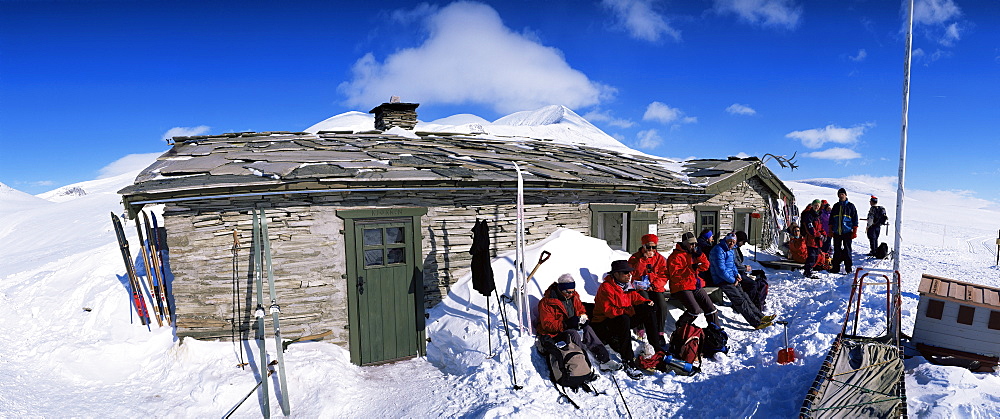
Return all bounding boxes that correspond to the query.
[305,104,641,155]
[1,164,998,416]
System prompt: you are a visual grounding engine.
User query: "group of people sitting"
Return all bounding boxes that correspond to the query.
[536,231,774,380]
[785,188,888,278]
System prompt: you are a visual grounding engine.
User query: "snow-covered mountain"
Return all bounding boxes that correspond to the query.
[305,104,641,155]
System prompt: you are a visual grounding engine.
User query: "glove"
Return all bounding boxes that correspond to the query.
[691,263,701,271]
[565,316,581,330]
[579,314,589,327]
[852,226,858,239]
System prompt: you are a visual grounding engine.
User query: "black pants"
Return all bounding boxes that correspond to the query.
[832,233,854,272]
[635,290,667,337]
[541,325,611,363]
[592,304,664,361]
[804,246,819,275]
[867,226,880,251]
[719,284,764,327]
[673,288,718,326]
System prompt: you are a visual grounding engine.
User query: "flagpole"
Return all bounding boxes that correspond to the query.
[891,0,915,340]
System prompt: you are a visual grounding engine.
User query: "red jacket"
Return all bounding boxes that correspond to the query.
[628,250,669,293]
[536,283,586,337]
[592,275,650,323]
[789,236,808,263]
[666,244,710,293]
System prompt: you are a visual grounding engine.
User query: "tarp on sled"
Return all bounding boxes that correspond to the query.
[801,336,906,418]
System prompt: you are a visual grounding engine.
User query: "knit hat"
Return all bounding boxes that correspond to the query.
[811,199,821,206]
[700,229,713,239]
[724,233,737,242]
[821,199,829,205]
[641,234,659,245]
[610,260,634,273]
[557,273,576,290]
[681,232,697,245]
[838,188,847,196]
[870,195,878,203]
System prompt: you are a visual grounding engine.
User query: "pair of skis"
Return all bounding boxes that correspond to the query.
[248,208,290,417]
[111,210,173,327]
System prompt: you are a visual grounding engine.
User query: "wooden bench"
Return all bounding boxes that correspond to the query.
[759,259,803,271]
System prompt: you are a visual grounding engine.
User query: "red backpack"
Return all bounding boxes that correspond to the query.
[669,321,703,364]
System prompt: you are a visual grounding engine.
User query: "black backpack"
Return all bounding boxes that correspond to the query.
[545,340,597,390]
[701,322,729,357]
[872,206,888,226]
[874,242,889,259]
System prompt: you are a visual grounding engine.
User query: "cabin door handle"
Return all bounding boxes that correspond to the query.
[357,276,365,294]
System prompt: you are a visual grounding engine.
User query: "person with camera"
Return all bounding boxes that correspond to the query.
[627,234,669,341]
[592,260,665,379]
[666,232,718,326]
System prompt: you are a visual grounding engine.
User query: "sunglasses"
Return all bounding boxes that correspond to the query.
[643,244,657,250]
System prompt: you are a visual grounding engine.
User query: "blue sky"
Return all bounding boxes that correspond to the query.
[1,0,997,203]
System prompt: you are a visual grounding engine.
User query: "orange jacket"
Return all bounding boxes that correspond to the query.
[536,283,587,337]
[627,250,669,293]
[592,275,650,323]
[666,244,711,293]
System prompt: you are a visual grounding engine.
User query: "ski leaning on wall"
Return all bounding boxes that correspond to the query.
[110,212,151,326]
[241,208,290,418]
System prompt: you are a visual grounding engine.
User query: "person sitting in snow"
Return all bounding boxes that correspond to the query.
[536,274,621,372]
[709,233,776,329]
[666,232,719,326]
[591,260,664,379]
[733,231,769,312]
[627,234,668,342]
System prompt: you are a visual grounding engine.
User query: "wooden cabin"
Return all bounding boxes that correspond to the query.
[912,274,1000,372]
[118,102,795,365]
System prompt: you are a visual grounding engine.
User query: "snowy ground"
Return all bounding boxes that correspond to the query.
[1,169,998,418]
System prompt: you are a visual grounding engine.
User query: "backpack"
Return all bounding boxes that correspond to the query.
[545,340,597,390]
[872,206,888,226]
[874,242,889,259]
[669,320,703,364]
[701,322,729,357]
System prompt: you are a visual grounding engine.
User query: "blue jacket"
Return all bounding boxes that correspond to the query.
[829,200,859,235]
[709,240,739,285]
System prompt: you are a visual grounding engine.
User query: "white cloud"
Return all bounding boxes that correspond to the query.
[635,129,663,149]
[726,103,756,115]
[97,153,164,179]
[785,123,872,149]
[583,109,635,128]
[713,0,802,30]
[162,125,210,140]
[913,0,961,25]
[643,102,696,125]
[910,0,963,47]
[339,2,614,114]
[601,0,681,42]
[804,147,862,161]
[850,49,867,62]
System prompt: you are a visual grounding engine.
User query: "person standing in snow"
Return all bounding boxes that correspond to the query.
[666,232,718,326]
[709,233,775,329]
[800,199,825,278]
[627,234,668,341]
[866,196,888,255]
[591,260,664,379]
[828,188,859,274]
[536,274,621,372]
[819,200,833,255]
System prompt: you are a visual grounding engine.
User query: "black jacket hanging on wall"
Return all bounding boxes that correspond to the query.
[470,219,496,297]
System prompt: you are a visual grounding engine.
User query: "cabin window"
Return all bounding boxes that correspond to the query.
[989,311,1000,331]
[925,299,944,319]
[957,305,975,325]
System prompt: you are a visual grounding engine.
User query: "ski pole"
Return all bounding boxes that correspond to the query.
[224,360,277,419]
[609,373,633,419]
[494,290,522,390]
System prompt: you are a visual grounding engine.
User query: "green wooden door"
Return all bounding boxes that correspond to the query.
[353,220,417,365]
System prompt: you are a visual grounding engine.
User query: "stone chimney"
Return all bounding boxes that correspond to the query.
[369,97,419,131]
